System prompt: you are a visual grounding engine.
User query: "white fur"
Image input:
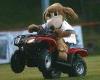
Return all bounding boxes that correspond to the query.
[42,20,76,44]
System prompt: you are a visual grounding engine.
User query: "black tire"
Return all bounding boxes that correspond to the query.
[68,55,87,77]
[10,50,25,73]
[42,68,61,79]
[38,49,61,79]
[39,49,52,71]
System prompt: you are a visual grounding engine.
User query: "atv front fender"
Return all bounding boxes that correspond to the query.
[68,48,88,57]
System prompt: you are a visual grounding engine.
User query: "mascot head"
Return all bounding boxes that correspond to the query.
[43,3,78,28]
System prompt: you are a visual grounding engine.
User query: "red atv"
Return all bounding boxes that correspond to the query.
[11,33,88,79]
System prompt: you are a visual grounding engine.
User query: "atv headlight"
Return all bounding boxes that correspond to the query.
[14,36,21,45]
[27,39,35,43]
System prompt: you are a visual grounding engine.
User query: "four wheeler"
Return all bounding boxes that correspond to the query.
[10,32,88,79]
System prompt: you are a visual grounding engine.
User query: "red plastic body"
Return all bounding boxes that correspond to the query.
[29,35,88,57]
[68,48,88,57]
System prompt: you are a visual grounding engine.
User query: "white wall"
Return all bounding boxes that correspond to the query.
[74,25,84,48]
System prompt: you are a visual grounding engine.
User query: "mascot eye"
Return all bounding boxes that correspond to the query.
[47,13,51,18]
[54,12,57,16]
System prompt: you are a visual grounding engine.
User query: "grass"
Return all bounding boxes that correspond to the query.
[0,55,100,80]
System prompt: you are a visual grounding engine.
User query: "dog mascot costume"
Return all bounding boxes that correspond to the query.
[28,3,78,61]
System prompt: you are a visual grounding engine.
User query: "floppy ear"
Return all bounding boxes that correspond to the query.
[63,7,79,24]
[43,10,50,22]
[43,10,47,22]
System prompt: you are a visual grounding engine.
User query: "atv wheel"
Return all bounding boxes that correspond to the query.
[42,68,61,79]
[39,49,52,71]
[68,55,87,77]
[11,50,25,73]
[39,49,61,79]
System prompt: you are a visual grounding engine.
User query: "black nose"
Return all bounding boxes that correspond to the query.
[50,25,55,31]
[54,12,57,16]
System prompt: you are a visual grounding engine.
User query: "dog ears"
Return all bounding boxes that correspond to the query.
[63,7,78,21]
[43,10,48,22]
[43,3,79,24]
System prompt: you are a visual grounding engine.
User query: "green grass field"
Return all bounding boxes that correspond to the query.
[0,55,100,80]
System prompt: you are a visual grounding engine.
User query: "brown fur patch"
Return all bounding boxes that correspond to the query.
[43,3,78,22]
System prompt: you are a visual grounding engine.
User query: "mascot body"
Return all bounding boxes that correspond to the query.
[28,3,78,61]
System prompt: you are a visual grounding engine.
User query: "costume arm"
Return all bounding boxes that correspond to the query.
[28,24,42,33]
[64,30,75,37]
[57,21,76,37]
[54,29,76,38]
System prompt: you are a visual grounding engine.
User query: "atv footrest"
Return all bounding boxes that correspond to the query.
[56,61,71,67]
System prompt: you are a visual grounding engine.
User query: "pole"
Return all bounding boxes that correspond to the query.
[41,0,50,12]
